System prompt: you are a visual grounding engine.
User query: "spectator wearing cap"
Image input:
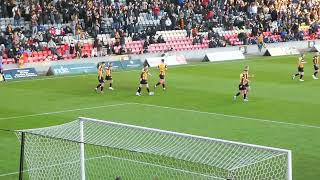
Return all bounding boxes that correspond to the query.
[165,16,172,30]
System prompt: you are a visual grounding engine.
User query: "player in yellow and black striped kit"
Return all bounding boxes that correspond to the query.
[105,62,114,90]
[95,62,105,93]
[136,66,154,96]
[312,53,319,80]
[292,54,306,82]
[154,59,168,91]
[234,66,250,101]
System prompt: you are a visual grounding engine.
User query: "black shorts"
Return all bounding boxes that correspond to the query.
[159,74,165,80]
[105,76,112,80]
[314,65,319,71]
[98,77,104,83]
[239,84,246,91]
[298,67,304,72]
[140,80,148,85]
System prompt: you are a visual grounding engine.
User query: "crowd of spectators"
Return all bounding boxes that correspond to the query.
[0,0,320,62]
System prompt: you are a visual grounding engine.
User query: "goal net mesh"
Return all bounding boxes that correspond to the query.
[16,117,291,180]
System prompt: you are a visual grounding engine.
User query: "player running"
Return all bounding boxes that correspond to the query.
[154,59,167,91]
[234,66,250,101]
[312,53,319,80]
[95,62,105,93]
[292,54,306,82]
[105,62,114,90]
[136,66,154,96]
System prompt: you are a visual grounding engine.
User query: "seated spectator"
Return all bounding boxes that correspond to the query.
[208,29,214,40]
[75,42,82,58]
[143,47,149,54]
[199,35,204,44]
[218,39,226,47]
[48,38,63,60]
[31,41,41,52]
[208,38,217,48]
[192,36,200,45]
[115,31,120,46]
[105,44,112,55]
[6,23,14,35]
[143,39,149,49]
[119,45,126,55]
[120,33,126,46]
[149,36,156,44]
[165,16,172,30]
[69,42,75,55]
[192,27,198,37]
[157,35,166,43]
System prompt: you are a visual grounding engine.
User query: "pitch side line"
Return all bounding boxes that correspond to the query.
[7,59,257,83]
[9,69,139,83]
[0,103,131,121]
[131,103,320,129]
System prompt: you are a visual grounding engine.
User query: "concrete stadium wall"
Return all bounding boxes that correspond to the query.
[4,39,319,75]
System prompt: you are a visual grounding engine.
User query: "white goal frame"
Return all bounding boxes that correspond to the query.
[16,117,292,180]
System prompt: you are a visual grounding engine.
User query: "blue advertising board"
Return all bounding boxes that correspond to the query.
[50,63,97,75]
[3,68,38,80]
[121,59,142,69]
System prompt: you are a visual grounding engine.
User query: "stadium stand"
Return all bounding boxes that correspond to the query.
[0,0,320,64]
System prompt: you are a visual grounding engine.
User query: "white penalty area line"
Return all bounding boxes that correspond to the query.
[131,103,320,129]
[0,103,131,121]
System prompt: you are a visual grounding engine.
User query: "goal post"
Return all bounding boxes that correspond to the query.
[16,117,292,180]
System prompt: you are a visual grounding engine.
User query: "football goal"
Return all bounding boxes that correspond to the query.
[16,117,292,180]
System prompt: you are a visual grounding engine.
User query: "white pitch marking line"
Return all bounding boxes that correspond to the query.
[131,103,320,129]
[0,103,132,120]
[0,171,19,177]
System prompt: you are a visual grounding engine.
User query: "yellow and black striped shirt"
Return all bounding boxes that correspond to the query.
[313,56,319,65]
[158,63,167,76]
[239,72,248,85]
[141,69,149,80]
[298,57,305,68]
[106,66,112,76]
[98,65,103,78]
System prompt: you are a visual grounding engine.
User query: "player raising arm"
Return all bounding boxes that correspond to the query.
[95,62,105,93]
[136,66,154,96]
[312,53,319,80]
[292,54,306,82]
[154,59,168,91]
[105,62,114,90]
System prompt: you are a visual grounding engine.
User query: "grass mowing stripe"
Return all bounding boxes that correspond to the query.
[0,154,223,179]
[132,103,320,129]
[0,103,132,121]
[1,102,319,129]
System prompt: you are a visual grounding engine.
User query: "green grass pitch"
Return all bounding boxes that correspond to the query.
[0,54,319,180]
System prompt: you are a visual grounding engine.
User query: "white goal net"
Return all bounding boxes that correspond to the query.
[16,117,292,180]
